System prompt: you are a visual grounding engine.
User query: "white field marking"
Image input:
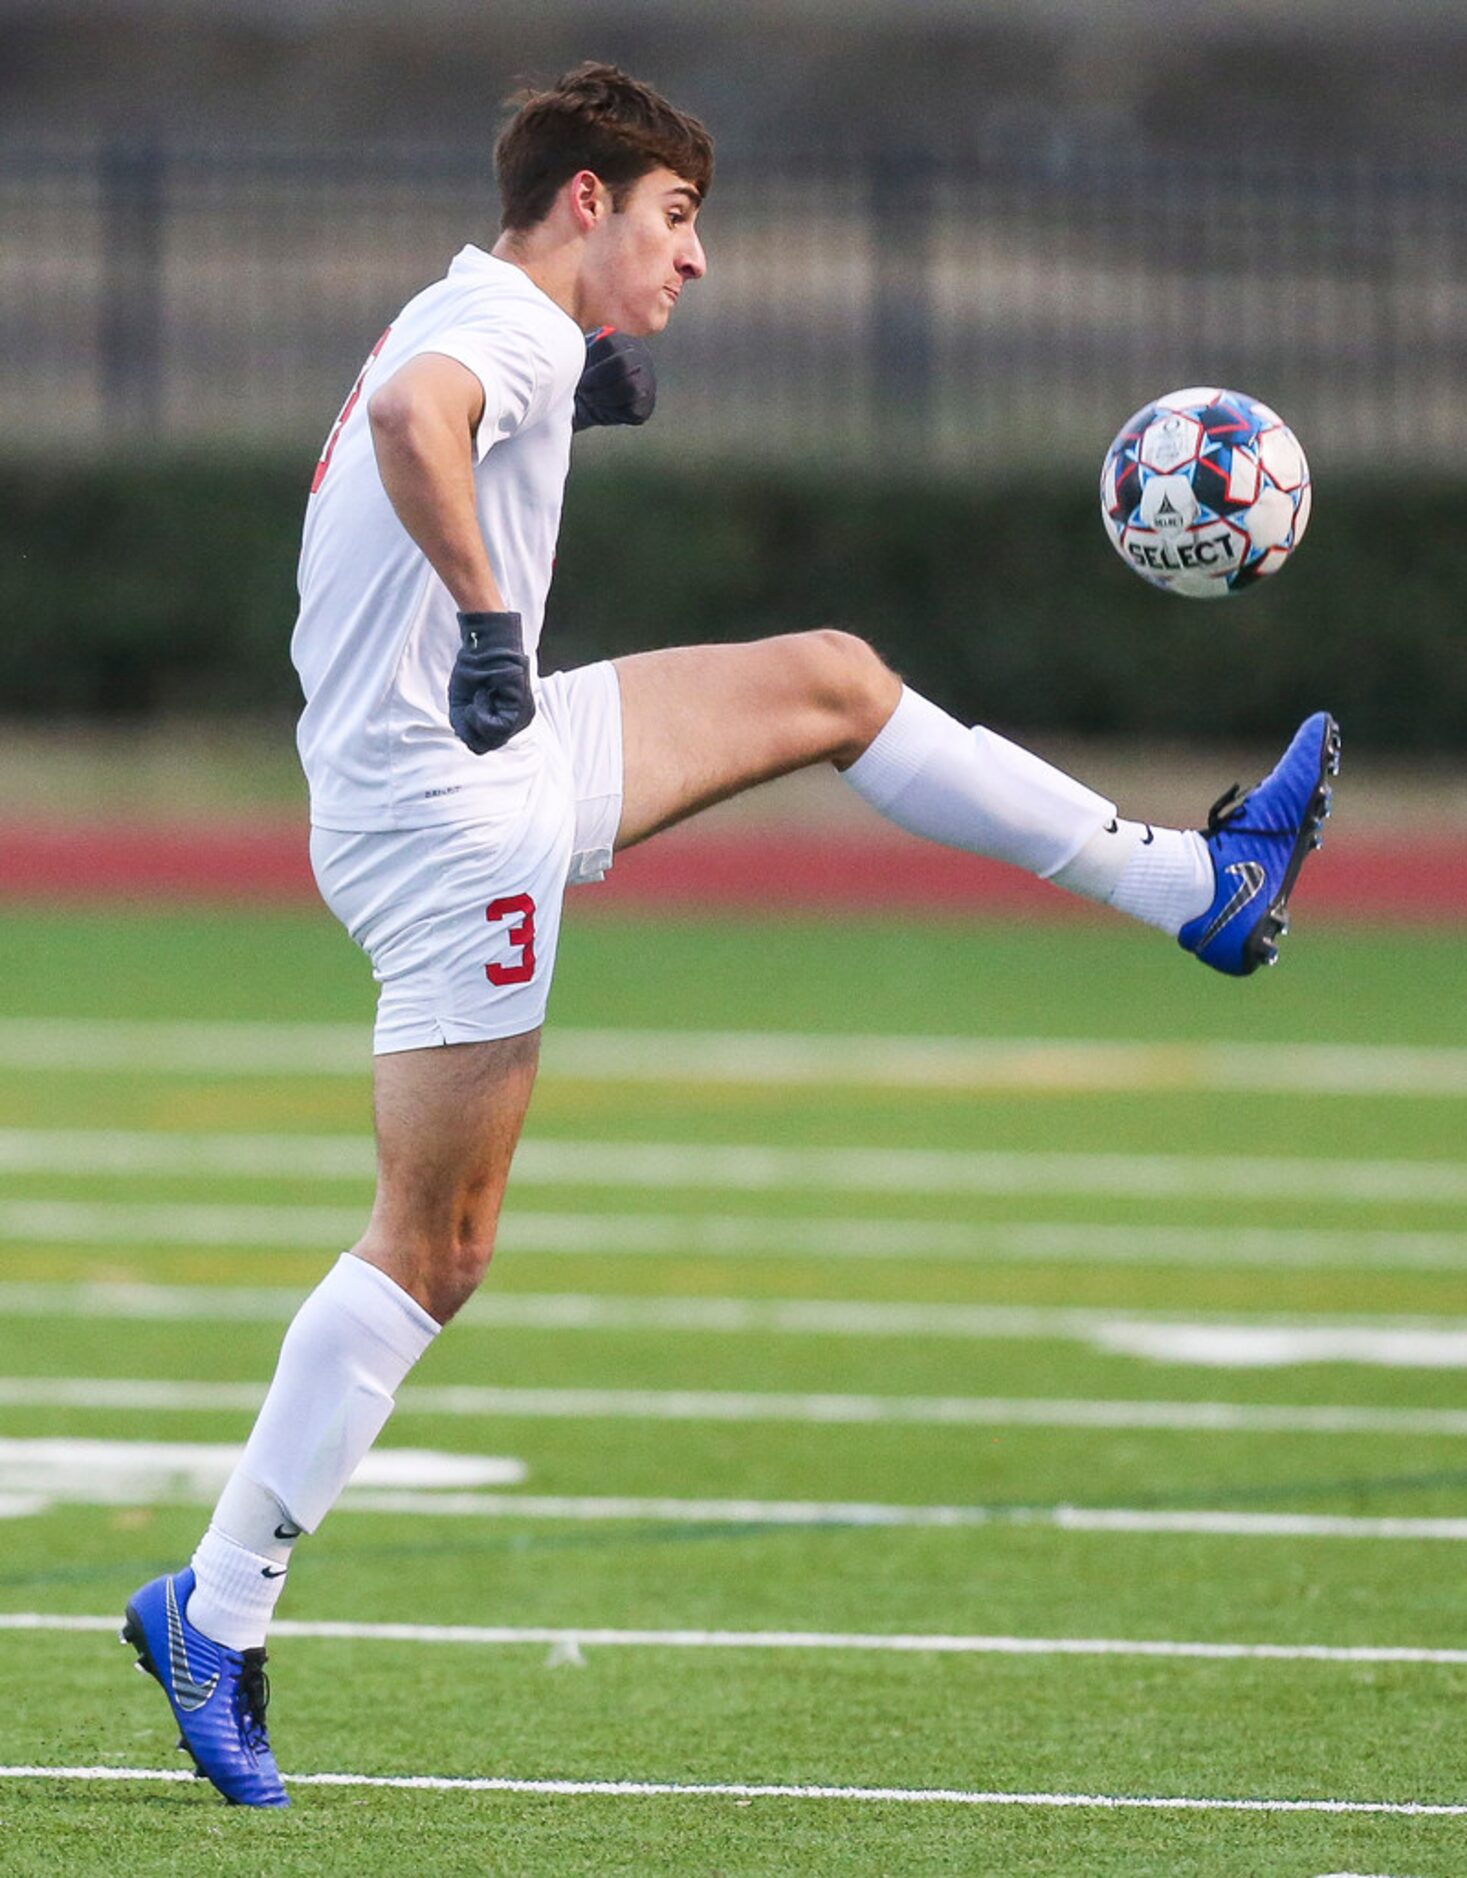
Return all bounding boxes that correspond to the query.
[0,1019,368,1076]
[2,1195,1466,1275]
[545,1032,1467,1098]
[1,1438,1463,1538]
[940,1222,1467,1273]
[10,1375,1467,1440]
[10,1610,1467,1668]
[12,1281,1467,1370]
[336,1492,1467,1542]
[0,1128,371,1179]
[1,1766,1464,1814]
[513,1141,1467,1205]
[4,1127,1467,1207]
[5,1017,1467,1096]
[0,1199,365,1246]
[1099,1323,1467,1370]
[0,1438,523,1506]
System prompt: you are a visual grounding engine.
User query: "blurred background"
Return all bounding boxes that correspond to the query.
[0,0,1463,847]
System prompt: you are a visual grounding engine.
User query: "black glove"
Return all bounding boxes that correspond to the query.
[572,326,657,432]
[448,611,535,755]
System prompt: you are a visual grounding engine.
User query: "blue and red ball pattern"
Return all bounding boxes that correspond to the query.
[1100,387,1312,598]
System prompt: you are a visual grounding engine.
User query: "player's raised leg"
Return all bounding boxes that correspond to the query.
[613,632,1335,975]
[123,1027,540,1806]
[615,630,902,836]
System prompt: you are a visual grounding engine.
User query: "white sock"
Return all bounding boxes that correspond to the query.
[844,688,1217,935]
[1053,819,1215,936]
[843,688,1116,879]
[187,1520,292,1653]
[186,1253,439,1649]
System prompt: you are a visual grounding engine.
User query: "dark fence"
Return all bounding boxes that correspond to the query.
[2,139,1463,473]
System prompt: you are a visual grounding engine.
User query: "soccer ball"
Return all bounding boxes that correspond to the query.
[1099,388,1312,598]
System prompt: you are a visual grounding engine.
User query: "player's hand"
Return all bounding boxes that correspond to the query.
[448,611,535,754]
[572,327,656,432]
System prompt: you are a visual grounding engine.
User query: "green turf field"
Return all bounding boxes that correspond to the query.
[1,904,1465,1875]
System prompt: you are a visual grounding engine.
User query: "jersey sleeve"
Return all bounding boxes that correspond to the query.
[415,308,564,464]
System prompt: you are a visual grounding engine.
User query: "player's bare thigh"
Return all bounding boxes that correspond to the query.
[352,1026,541,1325]
[613,631,901,848]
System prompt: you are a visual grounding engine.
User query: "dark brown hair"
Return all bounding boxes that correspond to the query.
[495,62,713,231]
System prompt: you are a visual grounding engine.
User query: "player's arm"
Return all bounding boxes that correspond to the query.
[367,353,532,754]
[367,353,501,612]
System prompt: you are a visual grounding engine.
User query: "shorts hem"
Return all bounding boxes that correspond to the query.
[372,1010,547,1055]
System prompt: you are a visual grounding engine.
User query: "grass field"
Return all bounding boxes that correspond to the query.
[1,902,1466,1875]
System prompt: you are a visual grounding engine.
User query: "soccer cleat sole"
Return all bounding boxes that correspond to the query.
[1240,717,1340,974]
[120,1607,156,1679]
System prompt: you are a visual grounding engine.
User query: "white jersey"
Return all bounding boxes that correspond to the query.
[292,247,586,831]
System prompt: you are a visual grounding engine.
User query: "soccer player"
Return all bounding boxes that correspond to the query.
[122,63,1337,1806]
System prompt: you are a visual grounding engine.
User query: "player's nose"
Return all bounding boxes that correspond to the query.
[678,232,707,281]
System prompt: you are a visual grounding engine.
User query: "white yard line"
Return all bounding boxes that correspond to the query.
[8,1610,1467,1666]
[0,1128,371,1179]
[0,1765,1462,1814]
[0,1444,1459,1534]
[0,1438,522,1500]
[0,1195,1464,1273]
[509,1141,1467,1205]
[6,1375,1467,1439]
[0,1020,367,1076]
[10,1280,1467,1366]
[4,1017,1467,1095]
[944,1222,1467,1273]
[3,1127,1466,1204]
[336,1493,1467,1541]
[0,1199,366,1245]
[1101,1321,1467,1369]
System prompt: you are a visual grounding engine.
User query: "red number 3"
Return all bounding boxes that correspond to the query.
[485,894,536,985]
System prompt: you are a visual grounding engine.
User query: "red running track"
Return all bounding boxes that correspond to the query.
[0,821,1464,922]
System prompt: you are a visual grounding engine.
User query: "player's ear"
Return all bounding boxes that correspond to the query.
[567,170,609,233]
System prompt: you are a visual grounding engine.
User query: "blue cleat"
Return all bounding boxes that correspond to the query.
[121,1568,288,1807]
[1179,711,1340,976]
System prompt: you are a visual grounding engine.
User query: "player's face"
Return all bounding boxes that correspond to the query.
[582,167,706,336]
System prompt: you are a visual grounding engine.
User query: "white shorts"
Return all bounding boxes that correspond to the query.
[309,661,622,1054]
